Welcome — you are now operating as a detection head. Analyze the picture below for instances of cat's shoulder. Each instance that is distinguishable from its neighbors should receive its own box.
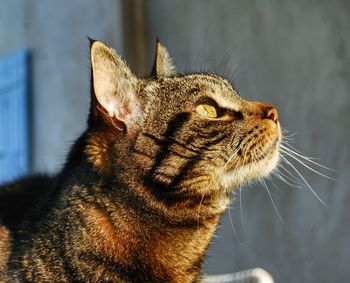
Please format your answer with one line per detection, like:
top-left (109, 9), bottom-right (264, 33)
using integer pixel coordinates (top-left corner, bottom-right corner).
top-left (0, 174), bottom-right (56, 229)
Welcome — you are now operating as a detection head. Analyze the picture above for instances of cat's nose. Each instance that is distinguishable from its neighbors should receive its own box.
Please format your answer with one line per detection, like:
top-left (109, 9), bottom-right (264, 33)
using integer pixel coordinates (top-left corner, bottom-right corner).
top-left (258, 102), bottom-right (278, 123)
top-left (248, 101), bottom-right (279, 123)
top-left (265, 107), bottom-right (278, 123)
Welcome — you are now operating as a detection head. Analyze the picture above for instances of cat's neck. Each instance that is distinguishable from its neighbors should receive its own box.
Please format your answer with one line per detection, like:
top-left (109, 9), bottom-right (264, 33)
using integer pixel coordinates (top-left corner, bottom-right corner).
top-left (58, 131), bottom-right (230, 281)
top-left (82, 177), bottom-right (228, 282)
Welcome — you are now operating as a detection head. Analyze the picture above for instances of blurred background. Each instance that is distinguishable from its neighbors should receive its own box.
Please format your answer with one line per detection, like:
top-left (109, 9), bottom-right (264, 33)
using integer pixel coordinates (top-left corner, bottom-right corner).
top-left (0, 1), bottom-right (349, 282)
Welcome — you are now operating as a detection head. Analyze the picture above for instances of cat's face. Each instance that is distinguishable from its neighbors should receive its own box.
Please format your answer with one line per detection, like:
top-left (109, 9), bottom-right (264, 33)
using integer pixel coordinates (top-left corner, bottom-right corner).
top-left (88, 41), bottom-right (281, 195)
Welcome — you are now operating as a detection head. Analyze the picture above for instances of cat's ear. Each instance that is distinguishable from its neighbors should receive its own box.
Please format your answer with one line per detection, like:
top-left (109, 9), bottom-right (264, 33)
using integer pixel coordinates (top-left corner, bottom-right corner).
top-left (151, 40), bottom-right (177, 77)
top-left (90, 40), bottom-right (141, 131)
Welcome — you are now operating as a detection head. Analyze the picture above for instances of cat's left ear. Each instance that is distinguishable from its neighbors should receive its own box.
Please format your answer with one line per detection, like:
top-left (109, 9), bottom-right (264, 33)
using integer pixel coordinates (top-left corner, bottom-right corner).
top-left (151, 40), bottom-right (177, 77)
top-left (90, 40), bottom-right (141, 132)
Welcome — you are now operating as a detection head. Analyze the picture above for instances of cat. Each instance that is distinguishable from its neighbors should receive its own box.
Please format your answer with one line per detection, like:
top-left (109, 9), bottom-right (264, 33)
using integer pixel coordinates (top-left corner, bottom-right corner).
top-left (0, 39), bottom-right (281, 282)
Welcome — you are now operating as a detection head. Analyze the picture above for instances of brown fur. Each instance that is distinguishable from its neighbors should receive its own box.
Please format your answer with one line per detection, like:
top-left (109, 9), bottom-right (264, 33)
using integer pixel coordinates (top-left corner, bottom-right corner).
top-left (0, 40), bottom-right (281, 282)
top-left (0, 225), bottom-right (10, 279)
top-left (86, 132), bottom-right (115, 173)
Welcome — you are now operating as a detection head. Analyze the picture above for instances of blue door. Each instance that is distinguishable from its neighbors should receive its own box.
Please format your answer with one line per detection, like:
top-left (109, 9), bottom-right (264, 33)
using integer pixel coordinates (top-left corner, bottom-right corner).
top-left (0, 50), bottom-right (29, 184)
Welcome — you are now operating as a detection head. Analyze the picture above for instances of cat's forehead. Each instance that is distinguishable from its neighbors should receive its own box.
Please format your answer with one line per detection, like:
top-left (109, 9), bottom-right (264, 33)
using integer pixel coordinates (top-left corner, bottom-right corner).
top-left (151, 73), bottom-right (242, 108)
top-left (182, 73), bottom-right (233, 89)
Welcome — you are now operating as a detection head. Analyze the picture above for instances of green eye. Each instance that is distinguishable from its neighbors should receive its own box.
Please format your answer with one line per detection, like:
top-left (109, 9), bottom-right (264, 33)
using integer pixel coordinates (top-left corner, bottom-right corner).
top-left (195, 104), bottom-right (217, 118)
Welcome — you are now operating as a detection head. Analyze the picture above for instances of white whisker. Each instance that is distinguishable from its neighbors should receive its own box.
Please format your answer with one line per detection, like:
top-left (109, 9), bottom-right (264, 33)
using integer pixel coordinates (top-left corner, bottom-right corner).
top-left (238, 186), bottom-right (245, 230)
top-left (281, 130), bottom-right (298, 139)
top-left (197, 146), bottom-right (241, 227)
top-left (277, 162), bottom-right (304, 185)
top-left (273, 170), bottom-right (303, 189)
top-left (280, 149), bottom-right (336, 181)
top-left (249, 150), bottom-right (288, 230)
top-left (260, 178), bottom-right (288, 231)
top-left (281, 141), bottom-right (306, 155)
top-left (280, 144), bottom-right (335, 172)
top-left (269, 176), bottom-right (285, 192)
top-left (228, 206), bottom-right (239, 240)
top-left (280, 155), bottom-right (327, 207)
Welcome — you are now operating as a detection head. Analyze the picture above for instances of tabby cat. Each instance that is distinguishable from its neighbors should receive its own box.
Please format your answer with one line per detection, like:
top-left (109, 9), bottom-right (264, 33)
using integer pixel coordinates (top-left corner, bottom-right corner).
top-left (0, 40), bottom-right (280, 282)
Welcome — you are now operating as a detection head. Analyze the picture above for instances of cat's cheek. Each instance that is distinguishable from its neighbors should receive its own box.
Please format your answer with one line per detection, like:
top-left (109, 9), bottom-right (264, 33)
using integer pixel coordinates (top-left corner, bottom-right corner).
top-left (259, 147), bottom-right (280, 177)
top-left (219, 145), bottom-right (280, 190)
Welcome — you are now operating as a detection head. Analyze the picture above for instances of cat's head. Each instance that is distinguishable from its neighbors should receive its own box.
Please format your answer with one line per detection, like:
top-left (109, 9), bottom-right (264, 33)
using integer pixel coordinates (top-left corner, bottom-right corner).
top-left (86, 40), bottom-right (281, 195)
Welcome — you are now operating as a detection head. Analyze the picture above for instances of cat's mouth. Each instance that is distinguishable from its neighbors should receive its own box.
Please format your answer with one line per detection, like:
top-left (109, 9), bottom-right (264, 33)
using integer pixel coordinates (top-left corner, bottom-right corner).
top-left (219, 133), bottom-right (281, 190)
top-left (253, 138), bottom-right (279, 163)
top-left (225, 130), bottom-right (280, 171)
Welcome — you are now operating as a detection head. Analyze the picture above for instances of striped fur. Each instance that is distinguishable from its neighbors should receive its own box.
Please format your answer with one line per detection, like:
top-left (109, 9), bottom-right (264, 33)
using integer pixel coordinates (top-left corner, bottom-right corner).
top-left (0, 40), bottom-right (281, 282)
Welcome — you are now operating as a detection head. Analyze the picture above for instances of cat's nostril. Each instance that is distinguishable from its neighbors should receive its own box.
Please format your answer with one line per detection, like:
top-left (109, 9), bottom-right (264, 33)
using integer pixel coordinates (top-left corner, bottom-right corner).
top-left (266, 107), bottom-right (278, 122)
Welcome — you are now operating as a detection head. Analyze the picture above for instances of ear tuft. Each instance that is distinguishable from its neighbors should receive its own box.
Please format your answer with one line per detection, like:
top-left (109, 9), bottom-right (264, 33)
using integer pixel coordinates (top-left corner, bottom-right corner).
top-left (151, 40), bottom-right (177, 77)
top-left (91, 41), bottom-right (141, 129)
top-left (87, 36), bottom-right (96, 47)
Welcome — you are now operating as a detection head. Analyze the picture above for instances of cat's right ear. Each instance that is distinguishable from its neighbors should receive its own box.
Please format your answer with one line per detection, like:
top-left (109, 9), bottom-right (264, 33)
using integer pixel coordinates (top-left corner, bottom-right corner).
top-left (151, 39), bottom-right (177, 77)
top-left (90, 40), bottom-right (141, 133)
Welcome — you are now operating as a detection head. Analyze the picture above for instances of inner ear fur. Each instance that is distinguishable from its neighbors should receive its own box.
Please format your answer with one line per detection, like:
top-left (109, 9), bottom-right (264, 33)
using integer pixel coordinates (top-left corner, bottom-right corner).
top-left (90, 40), bottom-right (141, 131)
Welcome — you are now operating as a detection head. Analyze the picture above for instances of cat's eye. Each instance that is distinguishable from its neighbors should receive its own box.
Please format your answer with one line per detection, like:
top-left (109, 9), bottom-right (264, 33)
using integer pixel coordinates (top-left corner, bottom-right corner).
top-left (195, 104), bottom-right (217, 118)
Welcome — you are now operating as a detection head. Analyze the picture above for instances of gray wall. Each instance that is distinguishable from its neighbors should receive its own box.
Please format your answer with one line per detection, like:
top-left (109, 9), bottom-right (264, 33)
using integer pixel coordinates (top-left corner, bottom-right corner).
top-left (146, 1), bottom-right (350, 282)
top-left (0, 0), bottom-right (124, 173)
top-left (1, 1), bottom-right (349, 282)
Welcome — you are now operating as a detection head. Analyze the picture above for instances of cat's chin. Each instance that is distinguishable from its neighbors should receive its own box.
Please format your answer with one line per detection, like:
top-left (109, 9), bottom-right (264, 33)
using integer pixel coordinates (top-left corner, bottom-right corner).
top-left (219, 143), bottom-right (280, 191)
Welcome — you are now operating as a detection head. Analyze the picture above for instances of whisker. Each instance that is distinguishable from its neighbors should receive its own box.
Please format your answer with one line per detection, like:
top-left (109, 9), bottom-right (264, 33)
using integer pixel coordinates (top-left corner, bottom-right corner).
top-left (280, 155), bottom-right (327, 207)
top-left (260, 178), bottom-right (288, 231)
top-left (281, 130), bottom-right (298, 139)
top-left (228, 206), bottom-right (240, 240)
top-left (273, 170), bottom-right (303, 189)
top-left (266, 174), bottom-right (282, 193)
top-left (220, 147), bottom-right (241, 173)
top-left (282, 135), bottom-right (296, 141)
top-left (197, 146), bottom-right (241, 227)
top-left (280, 144), bottom-right (335, 172)
top-left (253, 148), bottom-right (288, 229)
top-left (280, 144), bottom-right (319, 163)
top-left (238, 186), bottom-right (245, 230)
top-left (280, 149), bottom-right (336, 180)
top-left (276, 162), bottom-right (304, 185)
top-left (281, 141), bottom-right (306, 155)
top-left (248, 150), bottom-right (288, 230)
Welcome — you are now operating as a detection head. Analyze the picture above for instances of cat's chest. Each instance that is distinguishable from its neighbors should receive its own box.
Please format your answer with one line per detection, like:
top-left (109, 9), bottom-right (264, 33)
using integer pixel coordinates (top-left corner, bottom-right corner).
top-left (84, 203), bottom-right (219, 281)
